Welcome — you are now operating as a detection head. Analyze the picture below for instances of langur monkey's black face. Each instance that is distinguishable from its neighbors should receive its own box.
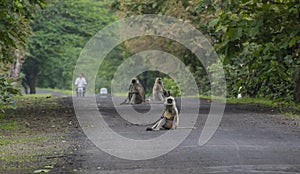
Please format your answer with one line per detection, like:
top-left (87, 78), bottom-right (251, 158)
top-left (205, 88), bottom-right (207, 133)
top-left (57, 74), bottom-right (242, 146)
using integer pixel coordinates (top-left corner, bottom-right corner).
top-left (132, 78), bottom-right (137, 84)
top-left (157, 77), bottom-right (162, 85)
top-left (167, 98), bottom-right (173, 105)
top-left (165, 96), bottom-right (176, 114)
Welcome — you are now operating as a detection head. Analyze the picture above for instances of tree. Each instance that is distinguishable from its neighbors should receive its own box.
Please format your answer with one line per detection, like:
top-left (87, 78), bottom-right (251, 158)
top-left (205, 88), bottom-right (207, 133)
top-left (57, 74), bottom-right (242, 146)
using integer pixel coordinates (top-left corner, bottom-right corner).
top-left (22, 0), bottom-right (117, 93)
top-left (111, 0), bottom-right (300, 102)
top-left (212, 0), bottom-right (300, 100)
top-left (110, 0), bottom-right (213, 95)
top-left (0, 0), bottom-right (45, 107)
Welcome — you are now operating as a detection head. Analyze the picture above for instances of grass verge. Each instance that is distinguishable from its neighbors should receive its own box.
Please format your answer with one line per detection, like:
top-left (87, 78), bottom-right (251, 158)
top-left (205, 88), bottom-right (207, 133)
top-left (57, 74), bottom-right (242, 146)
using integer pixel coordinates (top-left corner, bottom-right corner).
top-left (198, 95), bottom-right (300, 119)
top-left (36, 87), bottom-right (73, 95)
top-left (0, 95), bottom-right (76, 173)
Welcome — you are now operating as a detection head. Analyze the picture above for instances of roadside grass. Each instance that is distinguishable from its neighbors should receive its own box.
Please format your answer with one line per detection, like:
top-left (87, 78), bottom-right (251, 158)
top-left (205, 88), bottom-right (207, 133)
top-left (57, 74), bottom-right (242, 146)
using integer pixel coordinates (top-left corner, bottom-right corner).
top-left (36, 87), bottom-right (73, 95)
top-left (226, 97), bottom-right (277, 107)
top-left (0, 124), bottom-right (60, 172)
top-left (198, 95), bottom-right (300, 119)
top-left (0, 120), bottom-right (24, 131)
top-left (0, 136), bottom-right (48, 146)
top-left (227, 97), bottom-right (300, 115)
top-left (0, 94), bottom-right (75, 173)
top-left (0, 94), bottom-right (57, 111)
top-left (14, 94), bottom-right (58, 109)
top-left (113, 92), bottom-right (128, 97)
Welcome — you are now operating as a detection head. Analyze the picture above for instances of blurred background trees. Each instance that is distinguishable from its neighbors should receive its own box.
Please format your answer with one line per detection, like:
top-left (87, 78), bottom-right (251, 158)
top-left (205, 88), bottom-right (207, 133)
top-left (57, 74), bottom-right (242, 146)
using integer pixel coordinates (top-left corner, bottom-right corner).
top-left (22, 0), bottom-right (117, 94)
top-left (1, 0), bottom-right (299, 106)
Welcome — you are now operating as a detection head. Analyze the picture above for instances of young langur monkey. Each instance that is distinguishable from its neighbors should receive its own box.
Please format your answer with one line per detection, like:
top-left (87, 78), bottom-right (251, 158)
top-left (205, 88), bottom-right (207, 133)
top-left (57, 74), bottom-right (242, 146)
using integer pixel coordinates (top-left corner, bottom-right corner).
top-left (146, 96), bottom-right (179, 131)
top-left (152, 77), bottom-right (170, 101)
top-left (121, 78), bottom-right (145, 104)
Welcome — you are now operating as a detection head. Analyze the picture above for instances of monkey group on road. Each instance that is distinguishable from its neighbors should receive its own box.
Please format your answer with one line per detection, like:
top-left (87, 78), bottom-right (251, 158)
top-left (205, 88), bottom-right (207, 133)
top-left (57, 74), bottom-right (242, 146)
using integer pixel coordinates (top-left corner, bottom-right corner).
top-left (121, 77), bottom-right (179, 131)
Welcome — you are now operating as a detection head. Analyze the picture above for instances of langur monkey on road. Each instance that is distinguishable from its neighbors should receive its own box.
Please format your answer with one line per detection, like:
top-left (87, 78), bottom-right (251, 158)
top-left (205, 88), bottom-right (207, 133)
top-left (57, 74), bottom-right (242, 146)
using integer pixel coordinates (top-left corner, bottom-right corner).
top-left (146, 96), bottom-right (179, 131)
top-left (152, 77), bottom-right (170, 101)
top-left (121, 78), bottom-right (145, 104)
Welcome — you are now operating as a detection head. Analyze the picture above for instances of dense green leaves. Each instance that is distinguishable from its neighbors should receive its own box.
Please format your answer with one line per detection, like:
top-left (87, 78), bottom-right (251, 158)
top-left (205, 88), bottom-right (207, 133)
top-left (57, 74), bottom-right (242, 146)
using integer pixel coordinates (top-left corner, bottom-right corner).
top-left (0, 0), bottom-right (45, 108)
top-left (15, 0), bottom-right (300, 102)
top-left (112, 0), bottom-right (300, 102)
top-left (0, 74), bottom-right (19, 109)
top-left (22, 0), bottom-right (117, 92)
top-left (0, 0), bottom-right (45, 64)
top-left (212, 0), bottom-right (300, 100)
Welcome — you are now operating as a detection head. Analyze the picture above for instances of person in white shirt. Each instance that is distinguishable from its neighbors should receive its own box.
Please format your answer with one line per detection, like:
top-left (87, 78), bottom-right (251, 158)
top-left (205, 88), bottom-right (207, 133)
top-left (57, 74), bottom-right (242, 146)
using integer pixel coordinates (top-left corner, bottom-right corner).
top-left (75, 73), bottom-right (87, 96)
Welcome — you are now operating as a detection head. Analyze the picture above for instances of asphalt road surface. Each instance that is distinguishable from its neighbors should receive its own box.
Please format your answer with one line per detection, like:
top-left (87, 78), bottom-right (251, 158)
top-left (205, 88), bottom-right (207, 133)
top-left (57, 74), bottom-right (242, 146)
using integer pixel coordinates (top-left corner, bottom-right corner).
top-left (65, 95), bottom-right (300, 174)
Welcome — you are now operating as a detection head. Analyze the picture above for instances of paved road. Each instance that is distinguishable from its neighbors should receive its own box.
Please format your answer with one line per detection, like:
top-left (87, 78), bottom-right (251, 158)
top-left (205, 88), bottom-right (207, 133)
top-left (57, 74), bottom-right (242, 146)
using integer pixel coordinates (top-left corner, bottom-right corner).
top-left (61, 95), bottom-right (300, 174)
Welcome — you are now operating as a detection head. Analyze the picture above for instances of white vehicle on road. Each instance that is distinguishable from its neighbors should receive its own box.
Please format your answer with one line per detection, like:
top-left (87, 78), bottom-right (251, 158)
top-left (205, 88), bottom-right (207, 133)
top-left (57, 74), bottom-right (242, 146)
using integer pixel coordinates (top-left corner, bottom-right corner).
top-left (99, 88), bottom-right (108, 98)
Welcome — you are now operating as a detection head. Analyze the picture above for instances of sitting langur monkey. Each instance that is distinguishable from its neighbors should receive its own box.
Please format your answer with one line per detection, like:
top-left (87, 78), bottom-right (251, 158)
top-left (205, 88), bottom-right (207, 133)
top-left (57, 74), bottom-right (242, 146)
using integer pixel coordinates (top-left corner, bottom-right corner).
top-left (152, 77), bottom-right (170, 101)
top-left (121, 78), bottom-right (145, 104)
top-left (146, 96), bottom-right (179, 131)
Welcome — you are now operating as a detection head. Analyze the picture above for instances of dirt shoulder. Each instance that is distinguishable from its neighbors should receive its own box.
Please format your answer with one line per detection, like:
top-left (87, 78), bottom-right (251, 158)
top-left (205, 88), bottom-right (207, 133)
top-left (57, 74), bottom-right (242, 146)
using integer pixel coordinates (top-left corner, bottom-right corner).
top-left (0, 96), bottom-right (81, 174)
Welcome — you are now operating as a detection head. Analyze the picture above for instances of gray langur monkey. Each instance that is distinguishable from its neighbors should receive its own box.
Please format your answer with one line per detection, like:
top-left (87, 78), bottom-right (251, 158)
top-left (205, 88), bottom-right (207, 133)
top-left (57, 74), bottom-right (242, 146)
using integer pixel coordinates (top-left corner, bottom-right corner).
top-left (121, 78), bottom-right (145, 104)
top-left (152, 77), bottom-right (170, 101)
top-left (146, 96), bottom-right (179, 131)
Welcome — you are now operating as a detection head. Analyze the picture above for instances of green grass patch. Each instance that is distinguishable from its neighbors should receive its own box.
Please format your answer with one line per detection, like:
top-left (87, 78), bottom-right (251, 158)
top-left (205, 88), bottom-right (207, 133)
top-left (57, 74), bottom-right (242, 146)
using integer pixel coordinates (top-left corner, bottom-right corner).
top-left (15, 93), bottom-right (53, 99)
top-left (284, 112), bottom-right (300, 121)
top-left (226, 97), bottom-right (277, 107)
top-left (199, 95), bottom-right (291, 108)
top-left (36, 87), bottom-right (73, 95)
top-left (0, 135), bottom-right (52, 171)
top-left (0, 120), bottom-right (23, 131)
top-left (113, 92), bottom-right (128, 97)
top-left (11, 94), bottom-right (58, 109)
top-left (226, 97), bottom-right (300, 113)
top-left (0, 136), bottom-right (49, 147)
top-left (0, 93), bottom-right (59, 111)
top-left (198, 95), bottom-right (300, 118)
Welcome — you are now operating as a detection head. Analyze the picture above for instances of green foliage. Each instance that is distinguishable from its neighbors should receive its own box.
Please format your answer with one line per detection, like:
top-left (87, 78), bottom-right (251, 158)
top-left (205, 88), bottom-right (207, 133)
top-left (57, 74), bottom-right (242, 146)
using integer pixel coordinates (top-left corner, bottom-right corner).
top-left (0, 120), bottom-right (23, 131)
top-left (0, 0), bottom-right (45, 64)
top-left (95, 45), bottom-right (125, 93)
top-left (162, 77), bottom-right (181, 97)
top-left (0, 0), bottom-right (45, 107)
top-left (111, 0), bottom-right (300, 102)
top-left (212, 0), bottom-right (300, 100)
top-left (19, 0), bottom-right (300, 102)
top-left (0, 74), bottom-right (19, 109)
top-left (23, 0), bottom-right (118, 90)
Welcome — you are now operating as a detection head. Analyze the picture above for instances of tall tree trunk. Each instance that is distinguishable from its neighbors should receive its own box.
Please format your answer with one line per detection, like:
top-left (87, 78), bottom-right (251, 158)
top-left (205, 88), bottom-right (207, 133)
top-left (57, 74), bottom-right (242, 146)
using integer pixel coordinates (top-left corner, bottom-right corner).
top-left (294, 67), bottom-right (300, 103)
top-left (9, 49), bottom-right (25, 87)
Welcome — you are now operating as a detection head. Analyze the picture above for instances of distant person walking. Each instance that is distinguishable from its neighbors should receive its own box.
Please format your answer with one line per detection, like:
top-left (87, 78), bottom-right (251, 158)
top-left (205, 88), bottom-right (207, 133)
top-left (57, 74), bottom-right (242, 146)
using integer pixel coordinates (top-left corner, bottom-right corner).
top-left (75, 73), bottom-right (87, 97)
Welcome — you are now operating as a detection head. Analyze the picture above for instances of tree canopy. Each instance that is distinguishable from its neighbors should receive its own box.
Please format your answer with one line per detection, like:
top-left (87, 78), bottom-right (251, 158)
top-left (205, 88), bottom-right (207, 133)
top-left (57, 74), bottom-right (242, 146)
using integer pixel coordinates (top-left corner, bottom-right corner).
top-left (0, 0), bottom-right (45, 108)
top-left (22, 0), bottom-right (117, 93)
top-left (111, 0), bottom-right (300, 101)
top-left (2, 0), bottom-right (299, 105)
top-left (213, 0), bottom-right (300, 100)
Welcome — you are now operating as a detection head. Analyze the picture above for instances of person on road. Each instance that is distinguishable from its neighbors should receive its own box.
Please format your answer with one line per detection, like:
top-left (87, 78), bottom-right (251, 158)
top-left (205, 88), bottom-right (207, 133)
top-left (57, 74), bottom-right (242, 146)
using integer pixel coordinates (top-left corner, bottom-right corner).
top-left (75, 73), bottom-right (87, 96)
